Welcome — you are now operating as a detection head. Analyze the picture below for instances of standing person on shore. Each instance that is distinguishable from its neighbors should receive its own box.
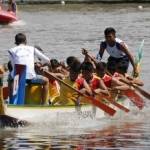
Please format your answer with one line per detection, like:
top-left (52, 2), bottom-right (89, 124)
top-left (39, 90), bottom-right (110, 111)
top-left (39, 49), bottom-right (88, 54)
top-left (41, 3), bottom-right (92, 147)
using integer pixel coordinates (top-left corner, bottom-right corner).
top-left (7, 0), bottom-right (17, 15)
top-left (8, 33), bottom-right (50, 105)
top-left (97, 27), bottom-right (138, 76)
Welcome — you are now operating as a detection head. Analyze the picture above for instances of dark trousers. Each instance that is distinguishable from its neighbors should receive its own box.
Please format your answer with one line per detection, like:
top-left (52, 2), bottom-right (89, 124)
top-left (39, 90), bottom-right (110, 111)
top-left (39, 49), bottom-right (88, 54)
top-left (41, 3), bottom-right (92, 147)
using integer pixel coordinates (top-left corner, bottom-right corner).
top-left (107, 55), bottom-right (129, 74)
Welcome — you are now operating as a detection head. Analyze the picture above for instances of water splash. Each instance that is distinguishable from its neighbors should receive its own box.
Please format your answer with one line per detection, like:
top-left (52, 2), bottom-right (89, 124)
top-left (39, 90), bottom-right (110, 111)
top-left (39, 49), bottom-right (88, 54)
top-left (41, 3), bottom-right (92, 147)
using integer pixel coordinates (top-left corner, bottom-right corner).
top-left (8, 20), bottom-right (26, 27)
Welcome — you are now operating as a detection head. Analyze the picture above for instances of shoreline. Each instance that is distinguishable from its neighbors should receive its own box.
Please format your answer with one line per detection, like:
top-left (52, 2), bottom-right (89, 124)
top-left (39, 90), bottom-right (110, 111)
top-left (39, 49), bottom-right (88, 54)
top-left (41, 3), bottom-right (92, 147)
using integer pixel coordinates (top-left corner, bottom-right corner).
top-left (2, 0), bottom-right (150, 4)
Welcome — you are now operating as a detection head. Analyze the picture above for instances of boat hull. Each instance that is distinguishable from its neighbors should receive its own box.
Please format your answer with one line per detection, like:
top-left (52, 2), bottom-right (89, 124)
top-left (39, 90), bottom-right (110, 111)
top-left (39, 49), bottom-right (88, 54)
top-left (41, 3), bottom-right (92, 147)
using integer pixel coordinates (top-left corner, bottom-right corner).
top-left (5, 98), bottom-right (131, 123)
top-left (0, 10), bottom-right (17, 24)
top-left (6, 104), bottom-right (105, 122)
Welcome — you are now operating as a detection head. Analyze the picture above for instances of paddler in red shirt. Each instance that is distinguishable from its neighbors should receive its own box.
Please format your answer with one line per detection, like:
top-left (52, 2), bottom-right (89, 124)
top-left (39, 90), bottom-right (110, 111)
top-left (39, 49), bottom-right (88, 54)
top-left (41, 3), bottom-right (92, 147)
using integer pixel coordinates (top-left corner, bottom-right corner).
top-left (77, 62), bottom-right (109, 97)
top-left (82, 48), bottom-right (130, 91)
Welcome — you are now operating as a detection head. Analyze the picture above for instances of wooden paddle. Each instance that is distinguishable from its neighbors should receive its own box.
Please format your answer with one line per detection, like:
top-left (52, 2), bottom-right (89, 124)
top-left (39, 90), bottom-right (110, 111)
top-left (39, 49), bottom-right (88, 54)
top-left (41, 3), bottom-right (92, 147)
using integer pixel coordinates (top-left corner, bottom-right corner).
top-left (120, 78), bottom-right (150, 100)
top-left (43, 70), bottom-right (116, 116)
top-left (97, 94), bottom-right (130, 113)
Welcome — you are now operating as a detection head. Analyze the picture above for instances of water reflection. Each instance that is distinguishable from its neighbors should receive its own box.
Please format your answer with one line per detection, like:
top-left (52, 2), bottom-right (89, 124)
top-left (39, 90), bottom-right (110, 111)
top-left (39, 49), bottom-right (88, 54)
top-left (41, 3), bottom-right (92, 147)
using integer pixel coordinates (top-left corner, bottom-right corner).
top-left (0, 119), bottom-right (150, 149)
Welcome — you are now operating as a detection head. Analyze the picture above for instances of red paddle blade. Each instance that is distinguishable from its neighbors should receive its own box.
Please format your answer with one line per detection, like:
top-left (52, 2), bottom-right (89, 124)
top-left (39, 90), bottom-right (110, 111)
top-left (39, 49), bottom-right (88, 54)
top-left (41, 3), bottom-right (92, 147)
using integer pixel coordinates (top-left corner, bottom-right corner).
top-left (85, 95), bottom-right (116, 116)
top-left (109, 100), bottom-right (130, 113)
top-left (123, 90), bottom-right (145, 110)
top-left (100, 95), bottom-right (130, 113)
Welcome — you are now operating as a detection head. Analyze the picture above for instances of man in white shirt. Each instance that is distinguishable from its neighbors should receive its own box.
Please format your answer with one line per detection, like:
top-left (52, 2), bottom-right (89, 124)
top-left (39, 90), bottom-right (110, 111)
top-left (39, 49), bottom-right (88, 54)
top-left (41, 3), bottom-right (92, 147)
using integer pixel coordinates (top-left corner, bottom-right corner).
top-left (8, 33), bottom-right (50, 105)
top-left (97, 27), bottom-right (138, 76)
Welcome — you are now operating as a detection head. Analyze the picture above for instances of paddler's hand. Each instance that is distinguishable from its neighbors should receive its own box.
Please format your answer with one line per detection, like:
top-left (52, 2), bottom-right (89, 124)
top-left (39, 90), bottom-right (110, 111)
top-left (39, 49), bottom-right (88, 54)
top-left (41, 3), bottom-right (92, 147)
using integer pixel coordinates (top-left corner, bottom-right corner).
top-left (79, 88), bottom-right (87, 94)
top-left (110, 87), bottom-right (121, 94)
top-left (81, 48), bottom-right (88, 55)
top-left (133, 68), bottom-right (139, 78)
top-left (0, 65), bottom-right (5, 75)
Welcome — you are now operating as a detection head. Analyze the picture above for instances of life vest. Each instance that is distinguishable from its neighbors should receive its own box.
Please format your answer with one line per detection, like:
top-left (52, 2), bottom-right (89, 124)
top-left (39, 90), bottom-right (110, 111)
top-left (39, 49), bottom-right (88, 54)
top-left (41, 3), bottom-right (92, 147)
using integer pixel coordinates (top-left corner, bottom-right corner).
top-left (102, 74), bottom-right (112, 88)
top-left (76, 74), bottom-right (101, 91)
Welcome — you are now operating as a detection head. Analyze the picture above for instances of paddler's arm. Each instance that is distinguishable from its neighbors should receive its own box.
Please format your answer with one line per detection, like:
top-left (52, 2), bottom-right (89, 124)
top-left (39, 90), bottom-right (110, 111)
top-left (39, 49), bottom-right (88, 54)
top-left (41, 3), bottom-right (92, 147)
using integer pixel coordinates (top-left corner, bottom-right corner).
top-left (82, 49), bottom-right (96, 69)
top-left (120, 75), bottom-right (144, 87)
top-left (51, 72), bottom-right (65, 80)
top-left (34, 48), bottom-right (50, 64)
top-left (111, 76), bottom-right (133, 91)
top-left (98, 42), bottom-right (106, 61)
top-left (94, 79), bottom-right (110, 96)
top-left (119, 43), bottom-right (138, 77)
top-left (129, 78), bottom-right (144, 86)
top-left (79, 80), bottom-right (93, 96)
top-left (0, 65), bottom-right (5, 75)
top-left (82, 48), bottom-right (98, 71)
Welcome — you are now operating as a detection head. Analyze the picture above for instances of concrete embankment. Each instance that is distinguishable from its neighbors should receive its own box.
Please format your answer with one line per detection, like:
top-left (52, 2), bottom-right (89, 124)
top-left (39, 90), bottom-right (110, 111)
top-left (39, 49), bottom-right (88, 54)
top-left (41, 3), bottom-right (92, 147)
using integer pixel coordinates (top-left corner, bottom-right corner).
top-left (3, 0), bottom-right (150, 4)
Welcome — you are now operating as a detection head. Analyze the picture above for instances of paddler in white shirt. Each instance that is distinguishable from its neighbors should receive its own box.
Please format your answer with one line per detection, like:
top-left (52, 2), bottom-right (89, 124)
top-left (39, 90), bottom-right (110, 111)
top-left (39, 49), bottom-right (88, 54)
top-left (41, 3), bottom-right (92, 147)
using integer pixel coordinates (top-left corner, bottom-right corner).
top-left (97, 27), bottom-right (138, 77)
top-left (8, 33), bottom-right (50, 105)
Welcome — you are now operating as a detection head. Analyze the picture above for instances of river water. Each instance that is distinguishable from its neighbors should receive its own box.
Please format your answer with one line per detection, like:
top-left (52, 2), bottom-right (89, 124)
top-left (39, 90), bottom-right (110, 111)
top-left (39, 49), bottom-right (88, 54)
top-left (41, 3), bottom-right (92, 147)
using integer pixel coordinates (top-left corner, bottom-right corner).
top-left (0, 3), bottom-right (150, 149)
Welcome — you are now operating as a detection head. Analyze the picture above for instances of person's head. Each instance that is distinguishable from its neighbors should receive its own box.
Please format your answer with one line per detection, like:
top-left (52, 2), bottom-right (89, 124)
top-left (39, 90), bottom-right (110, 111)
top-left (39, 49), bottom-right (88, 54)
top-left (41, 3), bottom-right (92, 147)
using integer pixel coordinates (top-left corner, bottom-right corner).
top-left (104, 27), bottom-right (116, 45)
top-left (66, 56), bottom-right (80, 68)
top-left (96, 62), bottom-right (107, 78)
top-left (8, 0), bottom-right (14, 4)
top-left (116, 61), bottom-right (128, 74)
top-left (15, 33), bottom-right (27, 45)
top-left (50, 59), bottom-right (60, 69)
top-left (69, 63), bottom-right (81, 81)
top-left (81, 62), bottom-right (94, 81)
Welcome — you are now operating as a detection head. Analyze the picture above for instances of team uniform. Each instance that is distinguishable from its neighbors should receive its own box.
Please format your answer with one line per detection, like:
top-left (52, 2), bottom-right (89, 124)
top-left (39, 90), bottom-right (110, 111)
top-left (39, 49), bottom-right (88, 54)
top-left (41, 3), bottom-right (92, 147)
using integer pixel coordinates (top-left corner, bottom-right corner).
top-left (76, 74), bottom-right (101, 92)
top-left (53, 77), bottom-right (79, 105)
top-left (102, 74), bottom-right (112, 88)
top-left (98, 38), bottom-right (129, 73)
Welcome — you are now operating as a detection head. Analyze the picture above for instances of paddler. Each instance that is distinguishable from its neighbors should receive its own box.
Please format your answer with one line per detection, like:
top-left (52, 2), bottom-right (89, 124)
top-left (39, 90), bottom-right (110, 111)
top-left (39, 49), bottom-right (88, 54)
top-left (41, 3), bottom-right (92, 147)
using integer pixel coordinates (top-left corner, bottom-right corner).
top-left (50, 59), bottom-right (69, 77)
top-left (97, 27), bottom-right (138, 77)
top-left (7, 0), bottom-right (17, 15)
top-left (8, 33), bottom-right (50, 105)
top-left (66, 56), bottom-right (81, 70)
top-left (81, 48), bottom-right (142, 102)
top-left (53, 60), bottom-right (92, 105)
top-left (78, 62), bottom-right (109, 97)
